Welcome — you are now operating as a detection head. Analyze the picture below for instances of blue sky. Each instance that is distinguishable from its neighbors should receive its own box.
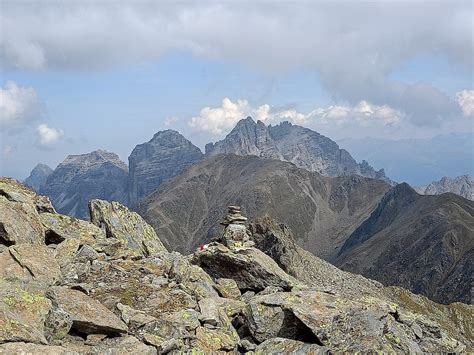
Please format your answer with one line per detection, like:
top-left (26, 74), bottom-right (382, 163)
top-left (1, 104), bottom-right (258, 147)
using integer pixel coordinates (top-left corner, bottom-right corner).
top-left (1, 1), bottom-right (472, 180)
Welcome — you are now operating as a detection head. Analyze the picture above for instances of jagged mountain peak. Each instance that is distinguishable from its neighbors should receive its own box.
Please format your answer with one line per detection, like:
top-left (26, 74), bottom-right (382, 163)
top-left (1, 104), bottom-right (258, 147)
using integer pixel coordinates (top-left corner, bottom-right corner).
top-left (24, 163), bottom-right (53, 191)
top-left (40, 150), bottom-right (129, 219)
top-left (206, 117), bottom-right (389, 182)
top-left (128, 130), bottom-right (204, 206)
top-left (416, 175), bottom-right (473, 201)
top-left (61, 149), bottom-right (128, 170)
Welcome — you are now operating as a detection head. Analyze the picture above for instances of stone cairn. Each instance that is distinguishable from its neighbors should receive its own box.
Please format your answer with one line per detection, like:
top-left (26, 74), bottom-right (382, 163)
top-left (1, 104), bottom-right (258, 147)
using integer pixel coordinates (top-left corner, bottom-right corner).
top-left (220, 205), bottom-right (248, 226)
top-left (220, 205), bottom-right (254, 249)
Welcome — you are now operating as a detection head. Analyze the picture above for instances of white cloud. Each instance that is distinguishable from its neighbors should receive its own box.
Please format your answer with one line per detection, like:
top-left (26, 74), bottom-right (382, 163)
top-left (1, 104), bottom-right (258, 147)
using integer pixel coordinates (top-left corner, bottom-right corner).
top-left (189, 98), bottom-right (405, 136)
top-left (456, 90), bottom-right (474, 117)
top-left (189, 98), bottom-right (253, 135)
top-left (313, 101), bottom-right (405, 127)
top-left (0, 2), bottom-right (470, 123)
top-left (0, 81), bottom-right (44, 130)
top-left (165, 116), bottom-right (179, 127)
top-left (36, 124), bottom-right (63, 146)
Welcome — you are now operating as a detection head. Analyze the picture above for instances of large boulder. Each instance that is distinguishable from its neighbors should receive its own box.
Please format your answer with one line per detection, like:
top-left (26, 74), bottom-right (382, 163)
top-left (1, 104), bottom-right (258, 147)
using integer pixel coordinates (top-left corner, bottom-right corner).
top-left (246, 290), bottom-right (466, 352)
top-left (255, 337), bottom-right (328, 354)
top-left (40, 213), bottom-right (105, 247)
top-left (0, 245), bottom-right (61, 285)
top-left (192, 243), bottom-right (300, 292)
top-left (47, 287), bottom-right (128, 336)
top-left (0, 342), bottom-right (70, 354)
top-left (0, 177), bottom-right (55, 213)
top-left (89, 199), bottom-right (167, 256)
top-left (0, 280), bottom-right (52, 344)
top-left (0, 196), bottom-right (44, 246)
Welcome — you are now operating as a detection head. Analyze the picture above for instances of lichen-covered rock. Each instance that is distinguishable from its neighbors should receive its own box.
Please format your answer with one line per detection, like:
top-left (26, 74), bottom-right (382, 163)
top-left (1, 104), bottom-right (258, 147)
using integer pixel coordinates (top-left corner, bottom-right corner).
top-left (0, 178), bottom-right (472, 354)
top-left (195, 325), bottom-right (240, 352)
top-left (142, 309), bottom-right (200, 348)
top-left (216, 278), bottom-right (241, 299)
top-left (47, 286), bottom-right (128, 335)
top-left (198, 297), bottom-right (245, 327)
top-left (255, 337), bottom-right (328, 354)
top-left (247, 290), bottom-right (467, 353)
top-left (0, 196), bottom-right (44, 246)
top-left (193, 244), bottom-right (300, 292)
top-left (0, 245), bottom-right (61, 285)
top-left (40, 212), bottom-right (106, 247)
top-left (0, 177), bottom-right (55, 213)
top-left (0, 280), bottom-right (52, 344)
top-left (89, 199), bottom-right (167, 256)
top-left (0, 342), bottom-right (70, 354)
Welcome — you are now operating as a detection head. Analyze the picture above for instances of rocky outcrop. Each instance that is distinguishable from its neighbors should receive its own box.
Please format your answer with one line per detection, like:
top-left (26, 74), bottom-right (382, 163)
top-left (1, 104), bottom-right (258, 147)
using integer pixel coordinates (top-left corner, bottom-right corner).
top-left (206, 117), bottom-right (389, 182)
top-left (416, 175), bottom-right (473, 201)
top-left (89, 199), bottom-right (167, 256)
top-left (40, 150), bottom-right (129, 219)
top-left (0, 179), bottom-right (473, 353)
top-left (128, 130), bottom-right (203, 206)
top-left (138, 154), bottom-right (390, 257)
top-left (24, 163), bottom-right (53, 192)
top-left (336, 183), bottom-right (474, 304)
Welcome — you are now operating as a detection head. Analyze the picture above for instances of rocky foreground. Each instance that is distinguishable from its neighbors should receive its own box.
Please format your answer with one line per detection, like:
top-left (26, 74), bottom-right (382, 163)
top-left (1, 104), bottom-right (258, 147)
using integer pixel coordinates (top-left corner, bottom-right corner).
top-left (0, 177), bottom-right (473, 354)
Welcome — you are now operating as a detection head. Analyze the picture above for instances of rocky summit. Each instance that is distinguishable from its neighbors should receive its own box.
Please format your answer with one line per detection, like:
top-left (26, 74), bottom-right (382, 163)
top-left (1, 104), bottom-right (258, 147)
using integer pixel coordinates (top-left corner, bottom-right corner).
top-left (416, 175), bottom-right (473, 201)
top-left (127, 130), bottom-right (204, 207)
top-left (24, 163), bottom-right (53, 192)
top-left (1, 177), bottom-right (472, 353)
top-left (205, 117), bottom-right (389, 183)
top-left (39, 150), bottom-right (129, 220)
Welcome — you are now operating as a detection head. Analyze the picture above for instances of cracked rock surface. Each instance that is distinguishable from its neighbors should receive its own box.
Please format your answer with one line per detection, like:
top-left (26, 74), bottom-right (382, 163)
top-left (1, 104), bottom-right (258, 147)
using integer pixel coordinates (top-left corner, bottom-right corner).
top-left (0, 177), bottom-right (472, 353)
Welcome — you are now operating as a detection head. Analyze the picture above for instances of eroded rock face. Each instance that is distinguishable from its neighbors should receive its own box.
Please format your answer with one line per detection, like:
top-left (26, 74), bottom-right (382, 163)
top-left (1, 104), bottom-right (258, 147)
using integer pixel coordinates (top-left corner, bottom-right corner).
top-left (0, 180), bottom-right (472, 353)
top-left (47, 287), bottom-right (128, 336)
top-left (0, 281), bottom-right (52, 345)
top-left (127, 130), bottom-right (203, 206)
top-left (0, 196), bottom-right (44, 246)
top-left (417, 175), bottom-right (473, 201)
top-left (40, 150), bottom-right (129, 219)
top-left (89, 199), bottom-right (167, 256)
top-left (206, 117), bottom-right (389, 182)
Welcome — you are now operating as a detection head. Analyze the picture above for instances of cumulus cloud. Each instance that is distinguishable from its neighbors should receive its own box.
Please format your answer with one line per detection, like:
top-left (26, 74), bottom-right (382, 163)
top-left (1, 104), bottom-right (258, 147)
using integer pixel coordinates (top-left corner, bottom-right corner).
top-left (0, 80), bottom-right (45, 131)
top-left (1, 1), bottom-right (471, 123)
top-left (456, 90), bottom-right (474, 117)
top-left (189, 97), bottom-right (406, 136)
top-left (36, 124), bottom-right (64, 146)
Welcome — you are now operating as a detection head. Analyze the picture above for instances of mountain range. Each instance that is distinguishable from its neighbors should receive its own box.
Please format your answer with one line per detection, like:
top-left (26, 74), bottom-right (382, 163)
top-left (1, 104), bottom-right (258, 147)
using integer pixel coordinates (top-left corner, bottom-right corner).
top-left (34, 118), bottom-right (387, 218)
top-left (416, 175), bottom-right (473, 201)
top-left (137, 155), bottom-right (474, 304)
top-left (24, 118), bottom-right (474, 305)
top-left (137, 154), bottom-right (389, 259)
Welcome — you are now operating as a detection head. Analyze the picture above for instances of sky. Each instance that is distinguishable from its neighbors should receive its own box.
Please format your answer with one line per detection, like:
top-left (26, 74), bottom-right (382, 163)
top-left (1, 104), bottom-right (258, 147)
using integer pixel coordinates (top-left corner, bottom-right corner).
top-left (0, 0), bottom-right (473, 180)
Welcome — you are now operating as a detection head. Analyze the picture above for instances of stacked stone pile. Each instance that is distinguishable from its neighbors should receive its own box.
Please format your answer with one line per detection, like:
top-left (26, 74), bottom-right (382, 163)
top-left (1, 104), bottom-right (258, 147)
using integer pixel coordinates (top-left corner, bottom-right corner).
top-left (220, 205), bottom-right (248, 226)
top-left (219, 206), bottom-right (254, 249)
